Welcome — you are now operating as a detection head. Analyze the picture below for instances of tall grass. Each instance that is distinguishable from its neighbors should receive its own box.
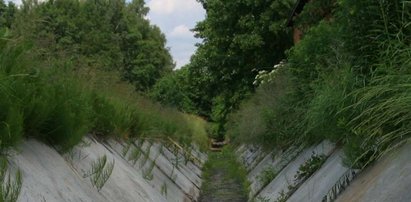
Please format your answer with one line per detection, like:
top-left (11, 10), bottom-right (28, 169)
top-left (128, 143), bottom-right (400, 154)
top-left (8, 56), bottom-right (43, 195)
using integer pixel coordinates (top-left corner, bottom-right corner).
top-left (227, 0), bottom-right (411, 168)
top-left (0, 31), bottom-right (209, 152)
top-left (226, 68), bottom-right (304, 149)
top-left (344, 74), bottom-right (411, 167)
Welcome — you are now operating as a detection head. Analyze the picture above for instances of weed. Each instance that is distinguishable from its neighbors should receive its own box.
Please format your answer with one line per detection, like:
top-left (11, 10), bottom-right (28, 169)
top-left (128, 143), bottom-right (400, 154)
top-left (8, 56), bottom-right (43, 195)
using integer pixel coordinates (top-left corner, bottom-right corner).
top-left (142, 160), bottom-right (155, 181)
top-left (160, 182), bottom-right (167, 197)
top-left (0, 157), bottom-right (22, 202)
top-left (257, 166), bottom-right (278, 188)
top-left (84, 155), bottom-right (115, 192)
top-left (128, 147), bottom-right (142, 166)
top-left (295, 153), bottom-right (327, 181)
top-left (274, 189), bottom-right (288, 202)
top-left (121, 142), bottom-right (132, 158)
top-left (139, 143), bottom-right (152, 168)
top-left (271, 153), bottom-right (326, 202)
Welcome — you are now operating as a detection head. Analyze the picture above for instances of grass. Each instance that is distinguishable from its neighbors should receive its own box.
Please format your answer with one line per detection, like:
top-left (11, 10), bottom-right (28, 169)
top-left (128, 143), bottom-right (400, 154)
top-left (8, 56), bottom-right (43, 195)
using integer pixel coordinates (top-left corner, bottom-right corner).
top-left (184, 115), bottom-right (209, 151)
top-left (343, 73), bottom-right (411, 168)
top-left (84, 155), bottom-right (115, 192)
top-left (0, 157), bottom-right (22, 202)
top-left (0, 28), bottom-right (209, 200)
top-left (226, 68), bottom-right (303, 149)
top-left (294, 153), bottom-right (326, 181)
top-left (0, 32), bottom-right (209, 153)
top-left (199, 147), bottom-right (249, 202)
top-left (257, 166), bottom-right (278, 189)
top-left (226, 0), bottom-right (411, 170)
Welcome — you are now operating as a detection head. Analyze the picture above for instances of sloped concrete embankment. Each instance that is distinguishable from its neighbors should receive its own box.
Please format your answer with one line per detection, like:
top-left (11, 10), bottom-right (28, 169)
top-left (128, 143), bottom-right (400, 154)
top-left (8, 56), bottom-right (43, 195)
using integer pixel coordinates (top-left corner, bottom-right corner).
top-left (237, 140), bottom-right (411, 202)
top-left (8, 136), bottom-right (207, 202)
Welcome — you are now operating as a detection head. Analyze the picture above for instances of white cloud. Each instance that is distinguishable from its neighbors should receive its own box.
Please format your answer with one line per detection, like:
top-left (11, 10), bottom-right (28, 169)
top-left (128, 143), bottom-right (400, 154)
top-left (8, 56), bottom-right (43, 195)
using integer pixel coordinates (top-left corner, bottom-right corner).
top-left (171, 43), bottom-right (197, 68)
top-left (9, 0), bottom-right (47, 6)
top-left (9, 0), bottom-right (22, 5)
top-left (170, 25), bottom-right (193, 38)
top-left (147, 0), bottom-right (203, 15)
top-left (146, 0), bottom-right (205, 69)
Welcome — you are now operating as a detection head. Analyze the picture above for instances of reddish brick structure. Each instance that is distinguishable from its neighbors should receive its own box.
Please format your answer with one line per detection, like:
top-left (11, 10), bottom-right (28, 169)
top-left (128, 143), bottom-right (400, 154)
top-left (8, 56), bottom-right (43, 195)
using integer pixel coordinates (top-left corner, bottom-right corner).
top-left (287, 0), bottom-right (310, 44)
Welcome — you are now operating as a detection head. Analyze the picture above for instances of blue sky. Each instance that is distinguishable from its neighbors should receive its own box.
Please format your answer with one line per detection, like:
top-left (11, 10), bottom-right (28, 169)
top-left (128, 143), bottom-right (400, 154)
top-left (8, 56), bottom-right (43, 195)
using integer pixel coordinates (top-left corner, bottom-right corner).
top-left (9, 0), bottom-right (206, 69)
top-left (146, 0), bottom-right (205, 69)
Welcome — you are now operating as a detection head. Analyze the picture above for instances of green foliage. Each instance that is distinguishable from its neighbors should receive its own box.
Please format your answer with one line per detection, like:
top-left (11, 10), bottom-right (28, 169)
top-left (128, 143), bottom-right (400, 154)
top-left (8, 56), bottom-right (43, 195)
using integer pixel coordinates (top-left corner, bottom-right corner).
top-left (128, 145), bottom-right (142, 165)
top-left (303, 64), bottom-right (360, 144)
top-left (36, 78), bottom-right (94, 151)
top-left (14, 0), bottom-right (173, 92)
top-left (0, 18), bottom-right (208, 152)
top-left (271, 153), bottom-right (326, 202)
top-left (0, 1), bottom-right (16, 29)
top-left (228, 0), bottom-right (411, 169)
top-left (150, 67), bottom-right (196, 113)
top-left (84, 155), bottom-right (115, 192)
top-left (226, 68), bottom-right (304, 148)
top-left (165, 0), bottom-right (296, 139)
top-left (91, 94), bottom-right (119, 136)
top-left (295, 153), bottom-right (326, 181)
top-left (344, 73), bottom-right (411, 168)
top-left (257, 166), bottom-right (278, 188)
top-left (274, 190), bottom-right (288, 202)
top-left (0, 157), bottom-right (22, 202)
top-left (294, 0), bottom-right (336, 30)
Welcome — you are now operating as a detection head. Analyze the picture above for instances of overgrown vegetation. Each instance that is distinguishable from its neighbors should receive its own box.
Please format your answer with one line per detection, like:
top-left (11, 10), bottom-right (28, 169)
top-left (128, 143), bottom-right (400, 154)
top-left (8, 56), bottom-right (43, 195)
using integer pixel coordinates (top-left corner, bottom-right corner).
top-left (224, 0), bottom-right (411, 169)
top-left (0, 0), bottom-right (212, 200)
top-left (0, 0), bottom-right (209, 155)
top-left (150, 0), bottom-right (296, 139)
top-left (199, 147), bottom-right (249, 202)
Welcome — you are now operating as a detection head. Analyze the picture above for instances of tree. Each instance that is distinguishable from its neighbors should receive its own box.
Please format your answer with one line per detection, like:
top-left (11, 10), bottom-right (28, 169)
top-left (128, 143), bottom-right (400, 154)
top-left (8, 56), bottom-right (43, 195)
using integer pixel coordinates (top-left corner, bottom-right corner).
top-left (186, 0), bottom-right (295, 138)
top-left (119, 0), bottom-right (174, 91)
top-left (0, 0), bottom-right (17, 29)
top-left (12, 0), bottom-right (173, 92)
